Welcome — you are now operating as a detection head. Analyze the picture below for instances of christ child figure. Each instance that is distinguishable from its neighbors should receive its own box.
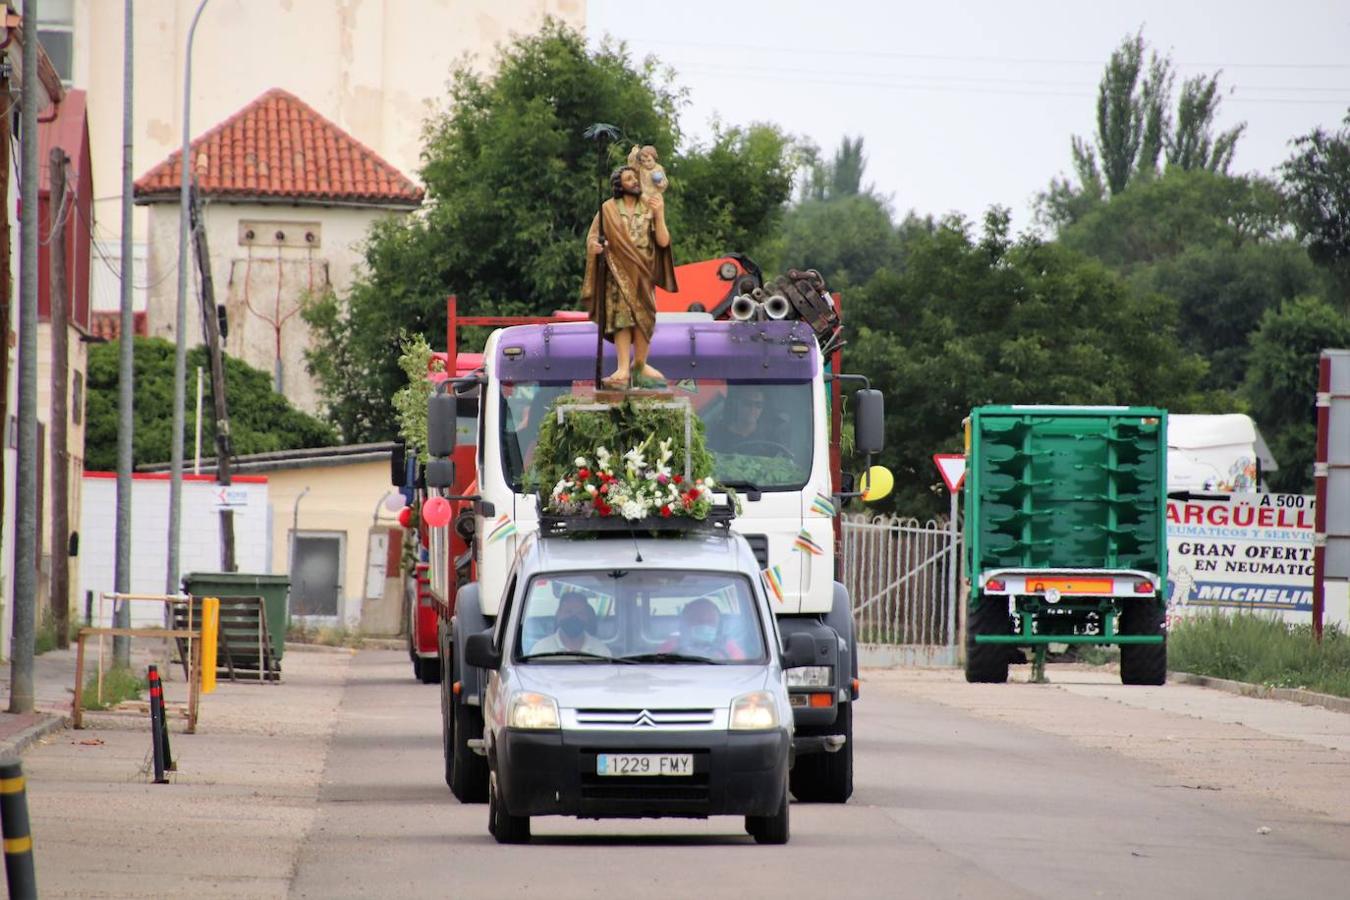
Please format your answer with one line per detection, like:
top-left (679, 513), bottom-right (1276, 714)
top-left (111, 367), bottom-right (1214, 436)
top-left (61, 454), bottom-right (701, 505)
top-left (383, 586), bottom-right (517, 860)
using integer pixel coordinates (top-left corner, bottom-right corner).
top-left (628, 144), bottom-right (668, 199)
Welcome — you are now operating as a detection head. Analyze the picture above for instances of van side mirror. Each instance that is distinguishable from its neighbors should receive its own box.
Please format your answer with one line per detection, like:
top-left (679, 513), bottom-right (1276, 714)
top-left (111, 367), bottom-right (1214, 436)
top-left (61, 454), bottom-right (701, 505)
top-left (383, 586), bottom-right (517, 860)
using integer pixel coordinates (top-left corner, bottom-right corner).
top-left (855, 389), bottom-right (885, 455)
top-left (426, 459), bottom-right (455, 489)
top-left (464, 631), bottom-right (501, 670)
top-left (782, 633), bottom-right (816, 669)
top-left (390, 442), bottom-right (407, 487)
top-left (428, 392), bottom-right (456, 457)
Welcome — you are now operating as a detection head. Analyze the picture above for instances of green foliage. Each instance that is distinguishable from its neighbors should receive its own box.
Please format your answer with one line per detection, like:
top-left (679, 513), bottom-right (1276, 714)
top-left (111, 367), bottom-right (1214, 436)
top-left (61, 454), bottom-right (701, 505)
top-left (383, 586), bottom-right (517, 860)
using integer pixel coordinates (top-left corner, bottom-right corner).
top-left (305, 21), bottom-right (801, 442)
top-left (775, 195), bottom-right (901, 289)
top-left (84, 338), bottom-right (337, 470)
top-left (390, 332), bottom-right (442, 460)
top-left (1281, 110), bottom-right (1350, 303)
top-left (800, 135), bottom-right (872, 202)
top-left (81, 667), bottom-right (146, 711)
top-left (1169, 613), bottom-right (1350, 698)
top-left (1040, 32), bottom-right (1244, 229)
top-left (528, 395), bottom-right (714, 497)
top-left (1244, 296), bottom-right (1350, 492)
top-left (846, 209), bottom-right (1208, 515)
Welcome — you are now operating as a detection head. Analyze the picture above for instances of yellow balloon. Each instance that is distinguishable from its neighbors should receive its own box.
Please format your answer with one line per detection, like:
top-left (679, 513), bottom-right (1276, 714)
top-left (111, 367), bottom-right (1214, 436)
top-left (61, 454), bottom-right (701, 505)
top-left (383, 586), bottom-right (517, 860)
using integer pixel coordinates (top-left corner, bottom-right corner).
top-left (861, 465), bottom-right (894, 503)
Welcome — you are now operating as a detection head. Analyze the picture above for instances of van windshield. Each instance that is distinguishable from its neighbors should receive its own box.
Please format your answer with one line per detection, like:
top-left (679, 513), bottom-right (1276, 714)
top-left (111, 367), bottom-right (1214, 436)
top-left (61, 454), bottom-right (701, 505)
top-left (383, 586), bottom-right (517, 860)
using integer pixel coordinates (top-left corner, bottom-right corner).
top-left (515, 569), bottom-right (767, 664)
top-left (500, 380), bottom-right (813, 492)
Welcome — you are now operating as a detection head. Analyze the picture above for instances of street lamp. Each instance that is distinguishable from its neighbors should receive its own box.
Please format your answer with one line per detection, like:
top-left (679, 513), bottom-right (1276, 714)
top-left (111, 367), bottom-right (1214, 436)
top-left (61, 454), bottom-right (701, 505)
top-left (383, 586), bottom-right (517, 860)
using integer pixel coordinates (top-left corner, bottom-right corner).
top-left (167, 0), bottom-right (211, 595)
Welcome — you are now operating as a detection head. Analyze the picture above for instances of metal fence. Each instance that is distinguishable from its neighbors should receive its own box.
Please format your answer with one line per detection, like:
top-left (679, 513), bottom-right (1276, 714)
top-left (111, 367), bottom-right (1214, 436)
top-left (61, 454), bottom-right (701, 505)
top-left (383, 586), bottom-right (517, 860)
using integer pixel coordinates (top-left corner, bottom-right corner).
top-left (842, 514), bottom-right (961, 666)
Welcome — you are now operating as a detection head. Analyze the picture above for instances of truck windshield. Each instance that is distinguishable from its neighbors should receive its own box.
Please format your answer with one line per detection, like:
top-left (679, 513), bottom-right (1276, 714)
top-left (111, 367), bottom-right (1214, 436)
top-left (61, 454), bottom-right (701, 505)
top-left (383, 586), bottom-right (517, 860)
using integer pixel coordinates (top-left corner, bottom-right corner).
top-left (515, 569), bottom-right (767, 663)
top-left (500, 381), bottom-right (813, 491)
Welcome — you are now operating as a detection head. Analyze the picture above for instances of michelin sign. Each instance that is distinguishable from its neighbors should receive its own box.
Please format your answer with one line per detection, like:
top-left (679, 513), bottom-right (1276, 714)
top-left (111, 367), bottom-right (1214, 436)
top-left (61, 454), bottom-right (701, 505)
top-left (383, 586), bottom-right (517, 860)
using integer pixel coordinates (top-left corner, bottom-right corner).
top-left (1167, 492), bottom-right (1318, 622)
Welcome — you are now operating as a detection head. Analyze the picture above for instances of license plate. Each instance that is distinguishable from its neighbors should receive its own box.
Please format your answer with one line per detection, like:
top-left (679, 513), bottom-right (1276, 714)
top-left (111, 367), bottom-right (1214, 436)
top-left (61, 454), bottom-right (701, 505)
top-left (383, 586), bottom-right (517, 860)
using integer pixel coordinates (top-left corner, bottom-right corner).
top-left (1027, 577), bottom-right (1112, 594)
top-left (596, 753), bottom-right (693, 776)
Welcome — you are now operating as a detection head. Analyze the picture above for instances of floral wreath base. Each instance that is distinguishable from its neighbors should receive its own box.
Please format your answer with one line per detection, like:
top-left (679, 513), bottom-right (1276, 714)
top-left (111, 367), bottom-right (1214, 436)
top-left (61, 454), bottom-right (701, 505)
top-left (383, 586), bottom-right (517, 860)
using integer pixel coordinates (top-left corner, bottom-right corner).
top-left (546, 437), bottom-right (720, 523)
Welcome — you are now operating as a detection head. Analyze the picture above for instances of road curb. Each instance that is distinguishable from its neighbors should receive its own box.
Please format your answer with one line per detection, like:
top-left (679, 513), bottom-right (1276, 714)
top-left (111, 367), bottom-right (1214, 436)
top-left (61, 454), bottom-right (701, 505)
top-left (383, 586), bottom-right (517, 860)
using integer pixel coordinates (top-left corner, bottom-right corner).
top-left (1170, 671), bottom-right (1350, 715)
top-left (283, 642), bottom-right (357, 655)
top-left (0, 713), bottom-right (71, 761)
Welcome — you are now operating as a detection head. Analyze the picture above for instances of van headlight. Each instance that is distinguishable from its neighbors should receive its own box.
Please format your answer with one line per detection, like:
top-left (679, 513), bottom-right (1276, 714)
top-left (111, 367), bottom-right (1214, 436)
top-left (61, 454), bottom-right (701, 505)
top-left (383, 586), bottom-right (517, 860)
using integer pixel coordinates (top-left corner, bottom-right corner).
top-left (729, 691), bottom-right (779, 731)
top-left (508, 692), bottom-right (560, 730)
top-left (785, 666), bottom-right (832, 688)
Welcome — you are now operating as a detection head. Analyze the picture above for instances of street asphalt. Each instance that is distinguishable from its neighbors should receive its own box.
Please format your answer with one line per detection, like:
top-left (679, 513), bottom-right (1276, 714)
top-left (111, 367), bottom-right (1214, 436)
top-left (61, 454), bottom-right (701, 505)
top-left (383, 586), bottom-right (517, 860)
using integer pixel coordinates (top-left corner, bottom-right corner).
top-left (13, 648), bottom-right (1350, 898)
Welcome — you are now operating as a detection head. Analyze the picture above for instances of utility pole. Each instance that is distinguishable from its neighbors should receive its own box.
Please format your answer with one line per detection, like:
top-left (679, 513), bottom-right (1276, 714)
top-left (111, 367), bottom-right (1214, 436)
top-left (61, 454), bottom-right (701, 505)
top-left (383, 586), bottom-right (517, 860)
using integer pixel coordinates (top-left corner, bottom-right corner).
top-left (10, 0), bottom-right (41, 714)
top-left (0, 49), bottom-right (12, 576)
top-left (168, 0), bottom-right (211, 596)
top-left (189, 182), bottom-right (235, 570)
top-left (114, 0), bottom-right (135, 666)
top-left (49, 148), bottom-right (71, 649)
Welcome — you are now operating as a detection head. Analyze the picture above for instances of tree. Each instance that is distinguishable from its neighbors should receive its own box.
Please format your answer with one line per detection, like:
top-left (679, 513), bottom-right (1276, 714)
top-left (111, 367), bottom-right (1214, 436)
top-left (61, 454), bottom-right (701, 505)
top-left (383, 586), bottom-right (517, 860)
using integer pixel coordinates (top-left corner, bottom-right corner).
top-left (845, 209), bottom-right (1210, 515)
top-left (1245, 296), bottom-right (1350, 493)
top-left (305, 21), bottom-right (801, 442)
top-left (774, 195), bottom-right (901, 289)
top-left (800, 135), bottom-right (872, 202)
top-left (1039, 32), bottom-right (1244, 230)
top-left (84, 338), bottom-right (337, 470)
top-left (1281, 110), bottom-right (1350, 304)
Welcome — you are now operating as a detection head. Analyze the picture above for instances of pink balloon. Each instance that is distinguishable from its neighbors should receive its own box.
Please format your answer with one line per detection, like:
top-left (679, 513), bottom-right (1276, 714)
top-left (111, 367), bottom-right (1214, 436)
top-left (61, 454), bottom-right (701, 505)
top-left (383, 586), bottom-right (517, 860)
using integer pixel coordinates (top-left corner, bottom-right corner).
top-left (422, 496), bottom-right (452, 528)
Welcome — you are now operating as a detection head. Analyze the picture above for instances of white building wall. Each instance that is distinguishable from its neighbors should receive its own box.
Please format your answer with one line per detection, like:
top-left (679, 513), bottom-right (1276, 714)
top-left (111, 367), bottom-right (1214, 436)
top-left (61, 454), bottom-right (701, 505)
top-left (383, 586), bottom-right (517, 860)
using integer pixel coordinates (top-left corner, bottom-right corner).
top-left (70, 0), bottom-right (587, 310)
top-left (77, 473), bottom-right (269, 628)
top-left (142, 201), bottom-right (391, 414)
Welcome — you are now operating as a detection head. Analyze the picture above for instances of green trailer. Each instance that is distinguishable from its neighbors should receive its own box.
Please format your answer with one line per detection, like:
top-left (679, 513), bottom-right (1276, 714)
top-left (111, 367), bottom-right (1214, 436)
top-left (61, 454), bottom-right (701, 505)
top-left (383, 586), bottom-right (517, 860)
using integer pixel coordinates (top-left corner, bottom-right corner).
top-left (963, 405), bottom-right (1168, 685)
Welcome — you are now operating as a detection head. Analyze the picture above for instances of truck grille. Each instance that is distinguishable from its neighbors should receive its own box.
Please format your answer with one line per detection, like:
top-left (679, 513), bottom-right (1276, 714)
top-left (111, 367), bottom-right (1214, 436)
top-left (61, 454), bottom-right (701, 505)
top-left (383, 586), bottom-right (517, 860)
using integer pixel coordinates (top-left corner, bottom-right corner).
top-left (574, 708), bottom-right (716, 729)
top-left (742, 534), bottom-right (769, 568)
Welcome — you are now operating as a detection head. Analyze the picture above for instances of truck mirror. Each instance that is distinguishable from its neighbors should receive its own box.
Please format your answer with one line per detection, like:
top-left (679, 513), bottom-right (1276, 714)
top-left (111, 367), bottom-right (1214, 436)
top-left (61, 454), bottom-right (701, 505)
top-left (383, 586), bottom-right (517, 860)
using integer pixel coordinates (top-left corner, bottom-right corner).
top-left (464, 631), bottom-right (501, 670)
top-left (428, 392), bottom-right (456, 457)
top-left (855, 389), bottom-right (885, 455)
top-left (426, 458), bottom-right (455, 489)
top-left (390, 442), bottom-right (407, 487)
top-left (782, 633), bottom-right (816, 669)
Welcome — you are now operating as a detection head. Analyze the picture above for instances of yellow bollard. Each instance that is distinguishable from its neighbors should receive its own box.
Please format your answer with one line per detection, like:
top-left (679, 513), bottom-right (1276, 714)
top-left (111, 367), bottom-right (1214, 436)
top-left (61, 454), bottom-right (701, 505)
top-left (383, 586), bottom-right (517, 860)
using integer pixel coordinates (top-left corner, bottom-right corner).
top-left (201, 597), bottom-right (220, 695)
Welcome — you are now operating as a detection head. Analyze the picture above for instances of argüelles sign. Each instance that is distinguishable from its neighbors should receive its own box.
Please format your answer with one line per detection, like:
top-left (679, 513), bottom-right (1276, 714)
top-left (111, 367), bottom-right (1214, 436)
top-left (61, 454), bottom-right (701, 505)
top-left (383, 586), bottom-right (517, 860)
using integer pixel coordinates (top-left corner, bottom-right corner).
top-left (1166, 492), bottom-right (1315, 621)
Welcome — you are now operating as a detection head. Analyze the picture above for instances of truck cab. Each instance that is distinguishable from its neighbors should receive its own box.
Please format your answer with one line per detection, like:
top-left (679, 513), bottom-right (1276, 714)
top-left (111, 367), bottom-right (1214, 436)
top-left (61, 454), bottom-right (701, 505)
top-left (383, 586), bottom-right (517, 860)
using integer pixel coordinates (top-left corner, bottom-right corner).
top-left (464, 524), bottom-right (809, 843)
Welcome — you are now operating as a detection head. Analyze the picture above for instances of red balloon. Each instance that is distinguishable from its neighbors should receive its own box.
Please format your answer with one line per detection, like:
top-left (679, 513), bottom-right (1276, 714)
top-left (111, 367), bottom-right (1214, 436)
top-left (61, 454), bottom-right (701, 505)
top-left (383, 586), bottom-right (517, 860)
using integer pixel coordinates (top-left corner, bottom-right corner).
top-left (423, 496), bottom-right (452, 528)
top-left (397, 506), bottom-right (413, 529)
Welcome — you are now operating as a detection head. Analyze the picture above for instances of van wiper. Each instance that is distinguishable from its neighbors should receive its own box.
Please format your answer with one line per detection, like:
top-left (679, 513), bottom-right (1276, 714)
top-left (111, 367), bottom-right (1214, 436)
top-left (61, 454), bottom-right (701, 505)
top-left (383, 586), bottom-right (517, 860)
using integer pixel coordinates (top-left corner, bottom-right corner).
top-left (522, 651), bottom-right (634, 663)
top-left (620, 652), bottom-right (718, 664)
top-left (718, 479), bottom-right (763, 494)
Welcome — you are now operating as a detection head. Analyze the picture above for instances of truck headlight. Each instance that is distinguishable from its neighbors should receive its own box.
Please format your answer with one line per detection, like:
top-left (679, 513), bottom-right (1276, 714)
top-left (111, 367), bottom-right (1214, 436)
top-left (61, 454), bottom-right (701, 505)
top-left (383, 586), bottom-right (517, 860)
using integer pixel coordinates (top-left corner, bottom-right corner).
top-left (785, 666), bottom-right (833, 688)
top-left (729, 691), bottom-right (779, 731)
top-left (508, 692), bottom-right (560, 730)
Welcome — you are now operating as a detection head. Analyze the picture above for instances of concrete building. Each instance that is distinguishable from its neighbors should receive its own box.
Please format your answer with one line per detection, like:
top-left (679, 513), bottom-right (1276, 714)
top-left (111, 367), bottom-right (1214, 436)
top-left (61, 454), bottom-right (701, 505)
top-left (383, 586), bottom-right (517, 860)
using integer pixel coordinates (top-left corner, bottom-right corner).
top-left (47, 0), bottom-right (587, 315)
top-left (134, 88), bottom-right (423, 412)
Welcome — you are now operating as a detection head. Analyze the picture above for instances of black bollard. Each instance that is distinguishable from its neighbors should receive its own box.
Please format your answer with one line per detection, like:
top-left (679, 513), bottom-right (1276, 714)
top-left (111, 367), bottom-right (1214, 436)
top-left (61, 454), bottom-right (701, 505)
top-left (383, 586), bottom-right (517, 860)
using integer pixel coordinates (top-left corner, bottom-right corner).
top-left (0, 760), bottom-right (37, 899)
top-left (147, 665), bottom-right (169, 784)
top-left (156, 669), bottom-right (175, 772)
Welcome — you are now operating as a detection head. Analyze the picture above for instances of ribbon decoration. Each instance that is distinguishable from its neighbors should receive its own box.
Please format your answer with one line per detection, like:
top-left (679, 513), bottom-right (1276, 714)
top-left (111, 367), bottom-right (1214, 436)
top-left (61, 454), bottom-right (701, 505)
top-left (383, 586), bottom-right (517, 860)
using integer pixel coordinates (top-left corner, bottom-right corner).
top-left (762, 565), bottom-right (785, 604)
top-left (487, 515), bottom-right (517, 545)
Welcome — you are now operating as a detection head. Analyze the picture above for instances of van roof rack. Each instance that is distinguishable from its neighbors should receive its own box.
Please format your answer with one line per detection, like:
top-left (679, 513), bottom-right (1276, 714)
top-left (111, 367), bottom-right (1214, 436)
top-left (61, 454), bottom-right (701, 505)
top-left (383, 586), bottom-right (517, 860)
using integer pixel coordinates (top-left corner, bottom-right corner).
top-left (539, 497), bottom-right (735, 538)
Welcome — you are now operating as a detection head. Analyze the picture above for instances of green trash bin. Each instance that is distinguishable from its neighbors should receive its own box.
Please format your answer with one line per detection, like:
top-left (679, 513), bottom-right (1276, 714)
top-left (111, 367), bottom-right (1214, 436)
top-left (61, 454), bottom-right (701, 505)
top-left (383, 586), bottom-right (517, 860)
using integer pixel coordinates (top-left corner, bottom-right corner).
top-left (183, 572), bottom-right (291, 665)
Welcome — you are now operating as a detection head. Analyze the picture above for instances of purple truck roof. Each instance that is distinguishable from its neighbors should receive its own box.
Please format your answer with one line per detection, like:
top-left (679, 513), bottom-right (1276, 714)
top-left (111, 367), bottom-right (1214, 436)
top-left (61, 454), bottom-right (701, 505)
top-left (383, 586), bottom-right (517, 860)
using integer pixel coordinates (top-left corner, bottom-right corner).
top-left (494, 319), bottom-right (820, 382)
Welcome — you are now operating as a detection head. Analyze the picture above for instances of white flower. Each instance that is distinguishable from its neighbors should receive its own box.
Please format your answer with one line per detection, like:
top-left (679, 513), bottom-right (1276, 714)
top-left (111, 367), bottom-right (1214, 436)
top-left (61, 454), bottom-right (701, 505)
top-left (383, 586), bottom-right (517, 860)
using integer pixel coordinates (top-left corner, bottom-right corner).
top-left (621, 500), bottom-right (646, 520)
top-left (585, 484), bottom-right (598, 496)
top-left (596, 446), bottom-right (612, 467)
top-left (575, 456), bottom-right (589, 468)
top-left (623, 446), bottom-right (647, 474)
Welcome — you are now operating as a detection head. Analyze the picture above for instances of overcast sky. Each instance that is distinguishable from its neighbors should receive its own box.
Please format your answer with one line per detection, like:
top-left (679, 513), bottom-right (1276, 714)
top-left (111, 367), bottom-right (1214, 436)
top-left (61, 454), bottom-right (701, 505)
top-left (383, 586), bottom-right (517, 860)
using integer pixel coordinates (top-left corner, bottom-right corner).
top-left (587, 0), bottom-right (1350, 234)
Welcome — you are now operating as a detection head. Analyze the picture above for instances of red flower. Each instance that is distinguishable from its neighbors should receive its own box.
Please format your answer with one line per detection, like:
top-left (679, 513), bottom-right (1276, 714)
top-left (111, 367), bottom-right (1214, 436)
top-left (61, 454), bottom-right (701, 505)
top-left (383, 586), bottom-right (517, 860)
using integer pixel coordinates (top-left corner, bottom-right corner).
top-left (560, 493), bottom-right (570, 503)
top-left (660, 505), bottom-right (672, 518)
top-left (686, 488), bottom-right (700, 500)
top-left (596, 501), bottom-right (612, 517)
top-left (577, 468), bottom-right (591, 480)
top-left (673, 475), bottom-right (684, 485)
top-left (600, 483), bottom-right (610, 494)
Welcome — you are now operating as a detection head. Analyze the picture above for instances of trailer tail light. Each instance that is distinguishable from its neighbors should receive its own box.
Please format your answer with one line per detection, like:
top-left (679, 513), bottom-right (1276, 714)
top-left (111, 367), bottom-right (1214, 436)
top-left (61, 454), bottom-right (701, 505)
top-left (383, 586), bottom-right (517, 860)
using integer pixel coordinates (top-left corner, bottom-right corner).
top-left (1134, 581), bottom-right (1155, 594)
top-left (985, 579), bottom-right (1006, 593)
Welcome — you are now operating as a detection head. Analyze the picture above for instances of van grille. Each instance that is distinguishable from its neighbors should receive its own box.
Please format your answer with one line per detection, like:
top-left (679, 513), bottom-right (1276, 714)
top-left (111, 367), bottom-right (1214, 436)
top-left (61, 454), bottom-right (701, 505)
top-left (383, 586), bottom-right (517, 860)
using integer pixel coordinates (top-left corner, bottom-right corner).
top-left (574, 708), bottom-right (716, 729)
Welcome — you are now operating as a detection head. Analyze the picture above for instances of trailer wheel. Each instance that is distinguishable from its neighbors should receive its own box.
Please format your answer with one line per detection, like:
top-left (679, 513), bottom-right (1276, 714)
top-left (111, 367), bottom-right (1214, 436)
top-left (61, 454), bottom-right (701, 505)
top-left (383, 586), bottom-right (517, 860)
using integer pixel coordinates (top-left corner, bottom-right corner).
top-left (746, 775), bottom-right (790, 845)
top-left (449, 649), bottom-right (489, 803)
top-left (489, 771), bottom-right (530, 844)
top-left (440, 630), bottom-right (454, 789)
top-left (1119, 601), bottom-right (1167, 686)
top-left (789, 702), bottom-right (853, 803)
top-left (964, 597), bottom-right (1012, 684)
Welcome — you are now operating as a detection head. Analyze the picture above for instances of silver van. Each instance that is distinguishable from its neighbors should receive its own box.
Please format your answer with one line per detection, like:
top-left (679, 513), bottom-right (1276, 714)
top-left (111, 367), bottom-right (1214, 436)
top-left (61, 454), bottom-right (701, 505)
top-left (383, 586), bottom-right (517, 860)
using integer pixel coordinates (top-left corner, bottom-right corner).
top-left (465, 529), bottom-right (815, 844)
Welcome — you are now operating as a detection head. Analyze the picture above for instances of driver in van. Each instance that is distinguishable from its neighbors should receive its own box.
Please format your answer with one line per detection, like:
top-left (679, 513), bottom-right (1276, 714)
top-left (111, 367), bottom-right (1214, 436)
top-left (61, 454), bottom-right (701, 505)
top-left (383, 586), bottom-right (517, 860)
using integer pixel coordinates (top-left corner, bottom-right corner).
top-left (529, 592), bottom-right (610, 656)
top-left (704, 386), bottom-right (784, 455)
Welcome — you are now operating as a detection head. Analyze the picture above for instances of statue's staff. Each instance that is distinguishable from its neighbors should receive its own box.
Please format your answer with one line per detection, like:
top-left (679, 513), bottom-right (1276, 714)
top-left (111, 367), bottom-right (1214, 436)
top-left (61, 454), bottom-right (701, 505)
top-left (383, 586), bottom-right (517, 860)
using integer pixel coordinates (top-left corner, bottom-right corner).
top-left (583, 123), bottom-right (621, 389)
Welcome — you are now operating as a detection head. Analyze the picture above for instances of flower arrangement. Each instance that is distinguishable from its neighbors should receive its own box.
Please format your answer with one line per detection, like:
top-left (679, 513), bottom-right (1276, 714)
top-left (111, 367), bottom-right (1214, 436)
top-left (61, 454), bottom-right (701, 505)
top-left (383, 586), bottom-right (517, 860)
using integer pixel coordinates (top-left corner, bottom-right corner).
top-left (548, 436), bottom-right (718, 520)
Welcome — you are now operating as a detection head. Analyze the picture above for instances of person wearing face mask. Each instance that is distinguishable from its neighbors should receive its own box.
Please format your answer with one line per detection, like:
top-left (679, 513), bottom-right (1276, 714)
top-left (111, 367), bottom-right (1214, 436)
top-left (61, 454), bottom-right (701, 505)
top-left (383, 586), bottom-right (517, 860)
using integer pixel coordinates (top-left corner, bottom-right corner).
top-left (659, 598), bottom-right (745, 660)
top-left (529, 592), bottom-right (611, 656)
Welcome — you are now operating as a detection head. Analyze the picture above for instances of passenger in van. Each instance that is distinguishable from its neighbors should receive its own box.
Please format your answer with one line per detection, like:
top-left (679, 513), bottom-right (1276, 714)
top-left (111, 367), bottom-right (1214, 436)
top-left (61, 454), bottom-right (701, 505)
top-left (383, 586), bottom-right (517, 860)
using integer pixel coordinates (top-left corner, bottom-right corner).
top-left (659, 598), bottom-right (745, 660)
top-left (529, 592), bottom-right (611, 656)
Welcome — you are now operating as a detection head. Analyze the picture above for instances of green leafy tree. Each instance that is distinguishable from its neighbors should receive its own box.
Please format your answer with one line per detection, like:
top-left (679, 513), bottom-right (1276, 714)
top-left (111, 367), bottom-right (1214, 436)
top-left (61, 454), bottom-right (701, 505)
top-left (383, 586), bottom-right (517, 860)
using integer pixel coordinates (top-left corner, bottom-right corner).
top-left (801, 135), bottom-right (871, 202)
top-left (775, 195), bottom-right (901, 289)
top-left (84, 338), bottom-right (337, 470)
top-left (1245, 296), bottom-right (1350, 492)
top-left (306, 21), bottom-right (800, 442)
top-left (1281, 110), bottom-right (1350, 304)
top-left (1039, 32), bottom-right (1244, 230)
top-left (845, 209), bottom-right (1209, 515)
